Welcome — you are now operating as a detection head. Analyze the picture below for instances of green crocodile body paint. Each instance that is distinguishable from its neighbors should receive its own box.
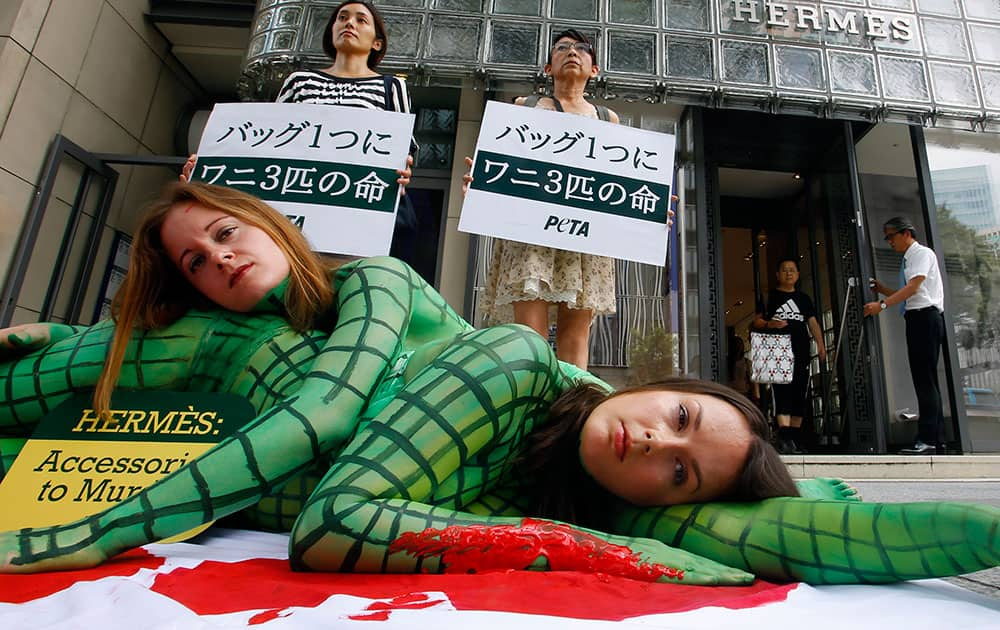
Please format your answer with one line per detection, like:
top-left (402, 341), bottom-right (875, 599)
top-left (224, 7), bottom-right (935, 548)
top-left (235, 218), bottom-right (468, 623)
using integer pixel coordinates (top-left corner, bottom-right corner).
top-left (1, 256), bottom-right (998, 584)
top-left (615, 498), bottom-right (1000, 584)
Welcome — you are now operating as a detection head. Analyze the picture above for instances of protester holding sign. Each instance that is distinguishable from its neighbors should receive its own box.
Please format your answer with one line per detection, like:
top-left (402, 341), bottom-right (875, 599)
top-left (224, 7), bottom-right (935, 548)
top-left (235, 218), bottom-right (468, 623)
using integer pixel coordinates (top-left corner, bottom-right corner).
top-left (182, 0), bottom-right (417, 260)
top-left (477, 30), bottom-right (620, 371)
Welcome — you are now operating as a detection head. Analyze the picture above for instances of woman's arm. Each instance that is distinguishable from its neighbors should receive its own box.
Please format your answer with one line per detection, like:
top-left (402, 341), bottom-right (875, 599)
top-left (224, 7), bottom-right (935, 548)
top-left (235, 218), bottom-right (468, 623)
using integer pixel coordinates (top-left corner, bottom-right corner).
top-left (0, 323), bottom-right (86, 359)
top-left (288, 324), bottom-right (748, 585)
top-left (613, 498), bottom-right (1000, 584)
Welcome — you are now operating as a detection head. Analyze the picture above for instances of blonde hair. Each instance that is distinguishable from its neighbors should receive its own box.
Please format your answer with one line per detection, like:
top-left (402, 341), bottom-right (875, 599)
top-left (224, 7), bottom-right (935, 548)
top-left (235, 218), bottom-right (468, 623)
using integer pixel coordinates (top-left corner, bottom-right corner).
top-left (94, 182), bottom-right (336, 416)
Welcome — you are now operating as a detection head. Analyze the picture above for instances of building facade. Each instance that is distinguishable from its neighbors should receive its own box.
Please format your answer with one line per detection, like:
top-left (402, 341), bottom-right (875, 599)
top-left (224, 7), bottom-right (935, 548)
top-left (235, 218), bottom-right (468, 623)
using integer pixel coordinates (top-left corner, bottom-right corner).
top-left (2, 0), bottom-right (999, 453)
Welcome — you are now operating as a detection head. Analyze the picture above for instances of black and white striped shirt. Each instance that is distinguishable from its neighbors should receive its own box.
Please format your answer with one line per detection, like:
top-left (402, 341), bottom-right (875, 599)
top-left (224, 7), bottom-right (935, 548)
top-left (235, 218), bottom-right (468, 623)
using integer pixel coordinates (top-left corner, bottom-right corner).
top-left (276, 70), bottom-right (411, 114)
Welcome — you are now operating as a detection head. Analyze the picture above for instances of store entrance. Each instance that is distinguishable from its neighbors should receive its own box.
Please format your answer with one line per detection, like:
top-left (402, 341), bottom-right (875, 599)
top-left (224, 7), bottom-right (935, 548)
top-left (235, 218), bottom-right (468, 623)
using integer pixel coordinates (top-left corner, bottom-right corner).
top-left (705, 109), bottom-right (879, 453)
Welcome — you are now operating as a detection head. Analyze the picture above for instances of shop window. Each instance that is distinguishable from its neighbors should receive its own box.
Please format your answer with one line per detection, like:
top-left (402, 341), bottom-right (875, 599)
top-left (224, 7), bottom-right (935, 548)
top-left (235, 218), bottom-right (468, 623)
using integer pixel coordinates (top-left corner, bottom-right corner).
top-left (925, 128), bottom-right (1000, 450)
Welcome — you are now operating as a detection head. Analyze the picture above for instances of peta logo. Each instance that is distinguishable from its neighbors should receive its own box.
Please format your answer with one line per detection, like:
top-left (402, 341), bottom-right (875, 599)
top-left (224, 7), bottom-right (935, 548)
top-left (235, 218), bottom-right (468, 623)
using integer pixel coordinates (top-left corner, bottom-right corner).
top-left (544, 215), bottom-right (590, 237)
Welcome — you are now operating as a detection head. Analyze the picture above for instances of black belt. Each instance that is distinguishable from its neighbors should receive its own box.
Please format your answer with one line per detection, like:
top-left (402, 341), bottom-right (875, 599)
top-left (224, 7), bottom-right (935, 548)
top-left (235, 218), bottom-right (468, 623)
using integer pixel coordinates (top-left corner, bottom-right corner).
top-left (905, 306), bottom-right (942, 314)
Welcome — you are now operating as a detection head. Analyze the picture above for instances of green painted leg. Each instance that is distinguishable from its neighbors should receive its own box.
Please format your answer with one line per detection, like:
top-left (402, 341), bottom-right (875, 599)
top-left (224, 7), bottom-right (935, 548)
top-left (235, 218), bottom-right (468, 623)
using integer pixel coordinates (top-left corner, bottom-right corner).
top-left (616, 497), bottom-right (1000, 584)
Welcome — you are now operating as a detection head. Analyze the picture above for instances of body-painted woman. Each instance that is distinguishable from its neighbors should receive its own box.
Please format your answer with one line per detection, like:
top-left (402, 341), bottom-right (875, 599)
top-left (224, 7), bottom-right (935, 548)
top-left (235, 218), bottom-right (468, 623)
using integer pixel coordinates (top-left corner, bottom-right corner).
top-left (1, 182), bottom-right (998, 586)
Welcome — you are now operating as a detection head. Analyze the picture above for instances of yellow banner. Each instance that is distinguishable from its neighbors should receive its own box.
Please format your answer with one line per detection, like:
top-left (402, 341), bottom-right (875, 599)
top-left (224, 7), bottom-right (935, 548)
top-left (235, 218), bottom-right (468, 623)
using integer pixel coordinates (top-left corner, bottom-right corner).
top-left (0, 392), bottom-right (254, 541)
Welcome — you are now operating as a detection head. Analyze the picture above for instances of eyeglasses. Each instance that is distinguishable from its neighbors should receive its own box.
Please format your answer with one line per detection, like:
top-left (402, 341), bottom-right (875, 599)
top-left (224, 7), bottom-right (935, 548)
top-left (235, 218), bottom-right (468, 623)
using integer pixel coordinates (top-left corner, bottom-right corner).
top-left (552, 42), bottom-right (593, 55)
top-left (884, 231), bottom-right (900, 242)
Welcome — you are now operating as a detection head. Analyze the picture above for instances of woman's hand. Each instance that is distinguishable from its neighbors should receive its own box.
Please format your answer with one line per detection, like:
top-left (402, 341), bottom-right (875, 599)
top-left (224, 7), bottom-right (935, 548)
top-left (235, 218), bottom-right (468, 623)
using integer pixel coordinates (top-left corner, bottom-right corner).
top-left (767, 319), bottom-right (788, 330)
top-left (0, 527), bottom-right (109, 574)
top-left (180, 153), bottom-right (197, 182)
top-left (0, 323), bottom-right (53, 359)
top-left (461, 156), bottom-right (473, 196)
top-left (396, 154), bottom-right (414, 195)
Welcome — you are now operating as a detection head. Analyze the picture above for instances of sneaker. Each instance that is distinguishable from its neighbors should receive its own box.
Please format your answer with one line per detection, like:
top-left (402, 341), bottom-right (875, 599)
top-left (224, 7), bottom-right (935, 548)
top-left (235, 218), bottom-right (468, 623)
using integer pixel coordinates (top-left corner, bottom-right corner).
top-left (900, 441), bottom-right (935, 455)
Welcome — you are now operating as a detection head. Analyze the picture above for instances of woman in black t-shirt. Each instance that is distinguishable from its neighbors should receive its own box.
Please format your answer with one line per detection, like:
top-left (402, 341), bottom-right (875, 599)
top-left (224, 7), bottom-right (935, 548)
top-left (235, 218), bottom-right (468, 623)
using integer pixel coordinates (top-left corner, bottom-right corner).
top-left (753, 258), bottom-right (826, 454)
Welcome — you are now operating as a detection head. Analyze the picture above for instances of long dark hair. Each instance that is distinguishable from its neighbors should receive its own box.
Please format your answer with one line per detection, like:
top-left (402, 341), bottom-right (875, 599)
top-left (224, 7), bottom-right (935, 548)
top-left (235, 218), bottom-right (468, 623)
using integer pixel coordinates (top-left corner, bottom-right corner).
top-left (517, 377), bottom-right (798, 529)
top-left (322, 0), bottom-right (388, 70)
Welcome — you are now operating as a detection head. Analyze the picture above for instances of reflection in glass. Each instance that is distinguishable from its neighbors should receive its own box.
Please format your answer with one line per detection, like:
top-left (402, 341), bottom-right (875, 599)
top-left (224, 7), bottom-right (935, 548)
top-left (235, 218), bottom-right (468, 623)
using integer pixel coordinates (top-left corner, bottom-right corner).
top-left (434, 0), bottom-right (484, 10)
top-left (663, 0), bottom-right (710, 32)
top-left (385, 15), bottom-right (423, 57)
top-left (917, 0), bottom-right (961, 15)
top-left (608, 31), bottom-right (656, 74)
top-left (929, 62), bottom-right (980, 107)
top-left (551, 0), bottom-right (598, 20)
top-left (880, 57), bottom-right (930, 101)
top-left (962, 0), bottom-right (1000, 20)
top-left (870, 0), bottom-right (913, 8)
top-left (721, 41), bottom-right (769, 85)
top-left (980, 68), bottom-right (1000, 109)
top-left (969, 25), bottom-right (1000, 65)
top-left (493, 0), bottom-right (541, 15)
top-left (775, 46), bottom-right (824, 90)
top-left (665, 36), bottom-right (713, 80)
top-left (925, 128), bottom-right (1000, 448)
top-left (427, 17), bottom-right (482, 60)
top-left (921, 18), bottom-right (971, 61)
top-left (489, 22), bottom-right (541, 65)
top-left (829, 52), bottom-right (877, 95)
top-left (610, 0), bottom-right (654, 25)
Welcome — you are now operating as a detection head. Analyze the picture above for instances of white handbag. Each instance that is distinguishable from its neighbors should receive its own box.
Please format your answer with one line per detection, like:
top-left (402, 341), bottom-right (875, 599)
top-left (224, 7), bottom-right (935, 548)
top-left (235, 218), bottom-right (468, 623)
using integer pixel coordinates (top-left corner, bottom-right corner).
top-left (750, 331), bottom-right (795, 385)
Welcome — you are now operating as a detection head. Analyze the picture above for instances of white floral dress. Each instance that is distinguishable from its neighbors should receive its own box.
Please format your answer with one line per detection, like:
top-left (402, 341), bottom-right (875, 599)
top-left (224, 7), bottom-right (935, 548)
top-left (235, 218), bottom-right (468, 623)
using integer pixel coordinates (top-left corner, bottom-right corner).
top-left (479, 97), bottom-right (617, 326)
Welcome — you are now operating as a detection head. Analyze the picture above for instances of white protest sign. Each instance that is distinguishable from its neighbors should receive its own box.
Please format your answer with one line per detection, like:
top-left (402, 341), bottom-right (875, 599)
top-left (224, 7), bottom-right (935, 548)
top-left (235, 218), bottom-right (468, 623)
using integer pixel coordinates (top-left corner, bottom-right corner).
top-left (193, 102), bottom-right (414, 256)
top-left (459, 100), bottom-right (675, 266)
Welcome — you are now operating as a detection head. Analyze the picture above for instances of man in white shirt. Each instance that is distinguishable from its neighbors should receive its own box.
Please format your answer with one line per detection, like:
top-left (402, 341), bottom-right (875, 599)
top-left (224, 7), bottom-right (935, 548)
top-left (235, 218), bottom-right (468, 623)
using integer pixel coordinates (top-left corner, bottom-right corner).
top-left (864, 217), bottom-right (946, 455)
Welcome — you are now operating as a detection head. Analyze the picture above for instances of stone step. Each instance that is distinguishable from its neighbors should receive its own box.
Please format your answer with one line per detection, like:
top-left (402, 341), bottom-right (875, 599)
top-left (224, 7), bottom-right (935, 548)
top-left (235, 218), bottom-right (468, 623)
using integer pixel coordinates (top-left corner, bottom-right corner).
top-left (782, 455), bottom-right (1000, 480)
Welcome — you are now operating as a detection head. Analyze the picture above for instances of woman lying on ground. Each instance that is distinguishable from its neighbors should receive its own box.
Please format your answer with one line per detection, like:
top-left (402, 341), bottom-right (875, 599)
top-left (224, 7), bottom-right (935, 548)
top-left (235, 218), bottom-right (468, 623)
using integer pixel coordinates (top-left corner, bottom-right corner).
top-left (1, 182), bottom-right (998, 586)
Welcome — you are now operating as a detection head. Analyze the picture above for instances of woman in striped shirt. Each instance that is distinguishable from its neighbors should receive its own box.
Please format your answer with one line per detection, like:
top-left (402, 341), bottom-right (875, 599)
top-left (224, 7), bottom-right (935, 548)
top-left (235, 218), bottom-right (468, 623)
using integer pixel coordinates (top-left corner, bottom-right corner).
top-left (184, 0), bottom-right (413, 188)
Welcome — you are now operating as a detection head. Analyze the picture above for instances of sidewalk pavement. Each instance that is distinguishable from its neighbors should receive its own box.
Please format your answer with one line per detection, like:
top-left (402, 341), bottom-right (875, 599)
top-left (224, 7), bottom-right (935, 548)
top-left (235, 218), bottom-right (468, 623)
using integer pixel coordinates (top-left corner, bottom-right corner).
top-left (782, 454), bottom-right (1000, 480)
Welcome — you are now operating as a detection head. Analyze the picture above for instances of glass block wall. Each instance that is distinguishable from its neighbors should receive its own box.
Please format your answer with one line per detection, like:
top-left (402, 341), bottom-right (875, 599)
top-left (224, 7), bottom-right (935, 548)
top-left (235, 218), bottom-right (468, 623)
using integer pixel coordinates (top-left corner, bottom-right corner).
top-left (244, 0), bottom-right (1000, 130)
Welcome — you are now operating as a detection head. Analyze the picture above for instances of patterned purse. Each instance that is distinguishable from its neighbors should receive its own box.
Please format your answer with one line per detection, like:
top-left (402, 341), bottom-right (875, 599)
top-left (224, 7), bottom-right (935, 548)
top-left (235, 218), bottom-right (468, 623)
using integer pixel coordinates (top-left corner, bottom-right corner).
top-left (749, 331), bottom-right (795, 384)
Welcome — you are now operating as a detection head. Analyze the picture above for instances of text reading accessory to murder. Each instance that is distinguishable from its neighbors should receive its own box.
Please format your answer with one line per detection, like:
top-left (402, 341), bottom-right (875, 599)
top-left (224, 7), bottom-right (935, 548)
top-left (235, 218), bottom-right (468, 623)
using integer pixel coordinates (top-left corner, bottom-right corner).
top-left (0, 392), bottom-right (253, 531)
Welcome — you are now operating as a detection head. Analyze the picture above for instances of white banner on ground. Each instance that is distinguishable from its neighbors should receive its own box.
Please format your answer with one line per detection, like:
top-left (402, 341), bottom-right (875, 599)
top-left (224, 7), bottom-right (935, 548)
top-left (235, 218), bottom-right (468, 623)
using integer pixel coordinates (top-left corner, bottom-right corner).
top-left (2, 528), bottom-right (998, 629)
top-left (193, 102), bottom-right (414, 256)
top-left (459, 100), bottom-right (676, 266)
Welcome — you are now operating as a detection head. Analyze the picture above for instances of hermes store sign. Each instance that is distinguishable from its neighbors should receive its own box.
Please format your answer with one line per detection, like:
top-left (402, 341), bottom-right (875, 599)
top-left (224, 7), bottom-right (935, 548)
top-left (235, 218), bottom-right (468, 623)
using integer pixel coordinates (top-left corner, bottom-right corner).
top-left (725, 1), bottom-right (915, 42)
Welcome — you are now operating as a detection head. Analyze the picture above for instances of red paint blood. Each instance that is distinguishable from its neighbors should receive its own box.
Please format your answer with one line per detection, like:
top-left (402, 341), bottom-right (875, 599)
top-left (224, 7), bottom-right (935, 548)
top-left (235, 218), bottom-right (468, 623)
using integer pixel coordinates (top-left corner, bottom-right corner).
top-left (0, 548), bottom-right (162, 604)
top-left (149, 557), bottom-right (793, 621)
top-left (351, 610), bottom-right (391, 621)
top-left (248, 608), bottom-right (286, 624)
top-left (348, 592), bottom-right (446, 620)
top-left (6, 548), bottom-right (795, 622)
top-left (389, 518), bottom-right (684, 582)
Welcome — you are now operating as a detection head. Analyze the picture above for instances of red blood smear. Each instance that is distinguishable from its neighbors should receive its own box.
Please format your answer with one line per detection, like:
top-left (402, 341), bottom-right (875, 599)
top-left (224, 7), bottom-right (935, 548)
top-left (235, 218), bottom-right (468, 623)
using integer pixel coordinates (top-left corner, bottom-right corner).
top-left (390, 518), bottom-right (684, 581)
top-left (150, 557), bottom-right (795, 622)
